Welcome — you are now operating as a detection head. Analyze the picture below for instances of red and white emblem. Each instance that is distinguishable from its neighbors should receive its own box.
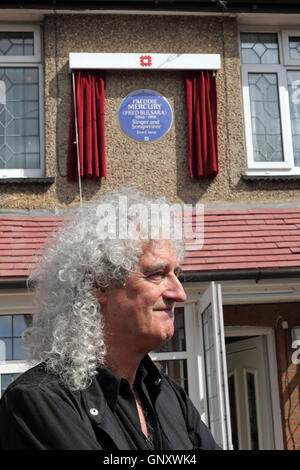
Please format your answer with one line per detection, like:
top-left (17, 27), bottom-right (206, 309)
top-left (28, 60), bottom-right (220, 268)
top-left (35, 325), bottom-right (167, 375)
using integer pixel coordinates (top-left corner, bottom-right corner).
top-left (140, 55), bottom-right (152, 67)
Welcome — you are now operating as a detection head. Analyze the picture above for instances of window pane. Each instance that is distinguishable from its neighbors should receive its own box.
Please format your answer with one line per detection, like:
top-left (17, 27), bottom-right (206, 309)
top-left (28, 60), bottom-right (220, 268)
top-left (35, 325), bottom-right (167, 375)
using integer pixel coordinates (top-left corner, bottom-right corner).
top-left (13, 337), bottom-right (28, 360)
top-left (0, 146), bottom-right (25, 168)
top-left (157, 359), bottom-right (188, 394)
top-left (246, 372), bottom-right (259, 450)
top-left (289, 37), bottom-right (300, 60)
top-left (153, 307), bottom-right (186, 353)
top-left (248, 73), bottom-right (284, 162)
top-left (0, 338), bottom-right (12, 360)
top-left (25, 152), bottom-right (40, 169)
top-left (24, 118), bottom-right (39, 136)
top-left (13, 314), bottom-right (32, 337)
top-left (228, 374), bottom-right (239, 450)
top-left (6, 68), bottom-right (38, 84)
top-left (0, 67), bottom-right (40, 170)
top-left (0, 32), bottom-right (33, 56)
top-left (24, 101), bottom-right (39, 118)
top-left (202, 303), bottom-right (222, 445)
top-left (1, 373), bottom-right (20, 398)
top-left (0, 315), bottom-right (12, 337)
top-left (6, 118), bottom-right (22, 135)
top-left (0, 315), bottom-right (32, 360)
top-left (6, 136), bottom-right (24, 153)
top-left (287, 71), bottom-right (300, 166)
top-left (24, 84), bottom-right (39, 101)
top-left (241, 33), bottom-right (279, 64)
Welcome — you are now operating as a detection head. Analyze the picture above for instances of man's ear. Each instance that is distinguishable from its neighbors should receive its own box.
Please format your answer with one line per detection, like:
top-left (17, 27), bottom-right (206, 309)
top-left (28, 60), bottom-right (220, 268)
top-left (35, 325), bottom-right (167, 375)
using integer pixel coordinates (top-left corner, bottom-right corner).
top-left (93, 286), bottom-right (108, 305)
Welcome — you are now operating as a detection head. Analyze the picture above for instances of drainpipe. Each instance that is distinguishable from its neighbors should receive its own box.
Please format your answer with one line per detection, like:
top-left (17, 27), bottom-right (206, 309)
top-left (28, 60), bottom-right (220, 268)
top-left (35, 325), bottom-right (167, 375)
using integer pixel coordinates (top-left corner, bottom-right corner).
top-left (0, 279), bottom-right (29, 289)
top-left (179, 269), bottom-right (300, 284)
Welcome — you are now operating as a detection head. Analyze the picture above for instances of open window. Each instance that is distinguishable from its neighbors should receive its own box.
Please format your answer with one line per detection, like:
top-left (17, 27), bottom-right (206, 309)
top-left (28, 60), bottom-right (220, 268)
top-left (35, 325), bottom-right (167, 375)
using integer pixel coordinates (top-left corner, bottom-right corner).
top-left (150, 303), bottom-right (200, 408)
top-left (150, 282), bottom-right (232, 449)
top-left (197, 282), bottom-right (232, 449)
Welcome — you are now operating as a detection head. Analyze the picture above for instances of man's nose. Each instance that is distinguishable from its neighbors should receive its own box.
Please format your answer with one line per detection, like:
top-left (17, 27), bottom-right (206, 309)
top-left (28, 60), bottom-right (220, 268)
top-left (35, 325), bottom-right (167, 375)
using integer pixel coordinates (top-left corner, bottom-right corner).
top-left (164, 274), bottom-right (187, 302)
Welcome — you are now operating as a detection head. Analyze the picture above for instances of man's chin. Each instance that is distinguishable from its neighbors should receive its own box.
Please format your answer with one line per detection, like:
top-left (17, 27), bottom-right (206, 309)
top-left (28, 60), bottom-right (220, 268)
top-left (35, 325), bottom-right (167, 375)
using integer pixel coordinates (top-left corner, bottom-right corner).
top-left (156, 329), bottom-right (174, 349)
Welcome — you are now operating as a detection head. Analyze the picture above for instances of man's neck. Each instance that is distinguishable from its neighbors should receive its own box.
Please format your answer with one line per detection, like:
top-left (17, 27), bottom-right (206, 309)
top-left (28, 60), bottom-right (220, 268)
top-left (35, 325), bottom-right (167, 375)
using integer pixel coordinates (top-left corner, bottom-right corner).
top-left (104, 350), bottom-right (144, 388)
top-left (104, 350), bottom-right (151, 441)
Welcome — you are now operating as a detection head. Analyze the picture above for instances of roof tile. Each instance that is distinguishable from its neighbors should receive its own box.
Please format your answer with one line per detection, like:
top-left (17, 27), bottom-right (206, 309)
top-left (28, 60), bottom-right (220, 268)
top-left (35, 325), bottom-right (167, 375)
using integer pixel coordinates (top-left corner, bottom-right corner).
top-left (0, 216), bottom-right (64, 277)
top-left (182, 207), bottom-right (300, 273)
top-left (1, 209), bottom-right (300, 277)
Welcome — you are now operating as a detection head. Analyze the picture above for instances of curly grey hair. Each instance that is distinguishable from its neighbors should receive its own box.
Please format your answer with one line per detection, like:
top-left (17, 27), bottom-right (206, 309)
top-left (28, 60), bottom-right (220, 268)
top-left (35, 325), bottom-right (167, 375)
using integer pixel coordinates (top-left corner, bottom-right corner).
top-left (24, 188), bottom-right (185, 391)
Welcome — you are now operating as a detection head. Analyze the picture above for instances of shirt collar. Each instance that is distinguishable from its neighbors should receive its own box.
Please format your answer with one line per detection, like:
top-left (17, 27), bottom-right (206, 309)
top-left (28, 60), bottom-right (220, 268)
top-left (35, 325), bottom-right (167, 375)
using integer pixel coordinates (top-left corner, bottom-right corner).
top-left (136, 354), bottom-right (163, 388)
top-left (96, 355), bottom-right (163, 411)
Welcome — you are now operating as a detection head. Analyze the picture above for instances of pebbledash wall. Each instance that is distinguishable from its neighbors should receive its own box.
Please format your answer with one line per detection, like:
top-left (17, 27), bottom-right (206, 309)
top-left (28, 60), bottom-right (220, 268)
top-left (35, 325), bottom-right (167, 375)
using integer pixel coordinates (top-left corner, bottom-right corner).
top-left (2, 13), bottom-right (300, 209)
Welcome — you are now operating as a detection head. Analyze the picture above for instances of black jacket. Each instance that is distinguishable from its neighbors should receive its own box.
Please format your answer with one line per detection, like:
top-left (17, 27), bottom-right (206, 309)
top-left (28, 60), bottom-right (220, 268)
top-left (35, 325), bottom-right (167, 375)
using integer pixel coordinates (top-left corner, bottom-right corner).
top-left (0, 356), bottom-right (220, 450)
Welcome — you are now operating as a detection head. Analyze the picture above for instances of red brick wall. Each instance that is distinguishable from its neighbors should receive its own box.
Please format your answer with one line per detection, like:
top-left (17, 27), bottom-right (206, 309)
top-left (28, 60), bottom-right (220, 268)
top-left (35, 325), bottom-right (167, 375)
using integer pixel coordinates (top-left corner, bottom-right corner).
top-left (223, 302), bottom-right (300, 450)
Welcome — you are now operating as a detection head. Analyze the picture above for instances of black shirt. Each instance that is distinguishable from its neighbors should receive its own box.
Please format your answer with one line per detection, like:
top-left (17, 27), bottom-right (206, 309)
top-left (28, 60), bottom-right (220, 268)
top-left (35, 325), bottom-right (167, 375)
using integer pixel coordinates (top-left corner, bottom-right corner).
top-left (97, 359), bottom-right (164, 449)
top-left (0, 356), bottom-right (221, 450)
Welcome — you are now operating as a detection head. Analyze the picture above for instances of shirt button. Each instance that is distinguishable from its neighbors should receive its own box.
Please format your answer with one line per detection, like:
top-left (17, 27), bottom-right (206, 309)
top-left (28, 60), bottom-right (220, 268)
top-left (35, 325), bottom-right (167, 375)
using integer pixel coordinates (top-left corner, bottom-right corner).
top-left (154, 378), bottom-right (161, 385)
top-left (89, 408), bottom-right (99, 416)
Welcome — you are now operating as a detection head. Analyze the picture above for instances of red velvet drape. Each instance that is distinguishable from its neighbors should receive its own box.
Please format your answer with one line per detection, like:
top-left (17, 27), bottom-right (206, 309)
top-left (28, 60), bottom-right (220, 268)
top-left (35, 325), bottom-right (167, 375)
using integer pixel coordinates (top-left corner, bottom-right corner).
top-left (67, 70), bottom-right (107, 181)
top-left (184, 71), bottom-right (218, 179)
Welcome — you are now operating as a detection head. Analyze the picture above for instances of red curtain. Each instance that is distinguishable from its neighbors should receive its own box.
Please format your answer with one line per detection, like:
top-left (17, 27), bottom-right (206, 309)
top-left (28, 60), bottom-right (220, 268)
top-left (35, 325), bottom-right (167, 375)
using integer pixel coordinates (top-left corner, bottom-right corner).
top-left (67, 70), bottom-right (107, 181)
top-left (184, 71), bottom-right (218, 179)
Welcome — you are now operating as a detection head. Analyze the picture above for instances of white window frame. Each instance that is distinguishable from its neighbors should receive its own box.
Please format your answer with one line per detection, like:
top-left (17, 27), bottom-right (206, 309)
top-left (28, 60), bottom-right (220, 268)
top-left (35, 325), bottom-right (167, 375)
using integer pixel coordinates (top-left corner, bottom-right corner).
top-left (0, 24), bottom-right (44, 178)
top-left (150, 303), bottom-right (198, 405)
top-left (282, 30), bottom-right (300, 66)
top-left (196, 283), bottom-right (232, 449)
top-left (0, 311), bottom-right (33, 397)
top-left (240, 26), bottom-right (300, 176)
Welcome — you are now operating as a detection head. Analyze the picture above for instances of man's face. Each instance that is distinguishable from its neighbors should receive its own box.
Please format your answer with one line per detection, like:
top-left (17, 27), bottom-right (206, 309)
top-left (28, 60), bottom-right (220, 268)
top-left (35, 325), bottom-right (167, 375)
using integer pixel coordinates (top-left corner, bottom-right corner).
top-left (98, 239), bottom-right (187, 356)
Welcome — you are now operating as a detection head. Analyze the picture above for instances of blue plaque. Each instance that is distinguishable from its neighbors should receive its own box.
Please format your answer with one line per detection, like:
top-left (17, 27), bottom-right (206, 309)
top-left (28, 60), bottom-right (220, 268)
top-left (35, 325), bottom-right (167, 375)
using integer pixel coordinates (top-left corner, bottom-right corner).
top-left (118, 89), bottom-right (173, 142)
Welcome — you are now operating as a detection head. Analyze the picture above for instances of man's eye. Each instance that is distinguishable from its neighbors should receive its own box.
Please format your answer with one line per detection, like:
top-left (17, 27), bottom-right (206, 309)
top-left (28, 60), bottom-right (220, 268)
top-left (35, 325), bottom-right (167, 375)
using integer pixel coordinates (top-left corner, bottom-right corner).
top-left (148, 272), bottom-right (164, 279)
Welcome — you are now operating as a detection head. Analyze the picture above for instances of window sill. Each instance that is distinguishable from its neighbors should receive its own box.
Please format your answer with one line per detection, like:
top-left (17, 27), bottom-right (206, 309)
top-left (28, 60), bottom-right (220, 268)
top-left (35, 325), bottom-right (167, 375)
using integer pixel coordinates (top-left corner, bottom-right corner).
top-left (242, 175), bottom-right (300, 181)
top-left (0, 177), bottom-right (55, 184)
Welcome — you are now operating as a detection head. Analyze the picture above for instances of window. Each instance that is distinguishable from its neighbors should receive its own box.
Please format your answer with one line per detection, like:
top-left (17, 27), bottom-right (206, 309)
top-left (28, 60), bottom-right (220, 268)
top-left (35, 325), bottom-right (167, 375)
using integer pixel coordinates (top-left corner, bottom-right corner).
top-left (240, 28), bottom-right (300, 175)
top-left (150, 307), bottom-right (189, 393)
top-left (0, 314), bottom-right (32, 361)
top-left (0, 313), bottom-right (32, 397)
top-left (245, 370), bottom-right (260, 450)
top-left (0, 25), bottom-right (43, 178)
top-left (150, 303), bottom-right (202, 410)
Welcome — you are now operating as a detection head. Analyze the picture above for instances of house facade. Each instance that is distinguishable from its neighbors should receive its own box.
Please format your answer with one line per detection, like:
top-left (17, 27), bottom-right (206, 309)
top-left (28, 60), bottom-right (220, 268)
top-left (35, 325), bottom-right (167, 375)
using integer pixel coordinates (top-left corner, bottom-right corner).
top-left (0, 0), bottom-right (300, 450)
